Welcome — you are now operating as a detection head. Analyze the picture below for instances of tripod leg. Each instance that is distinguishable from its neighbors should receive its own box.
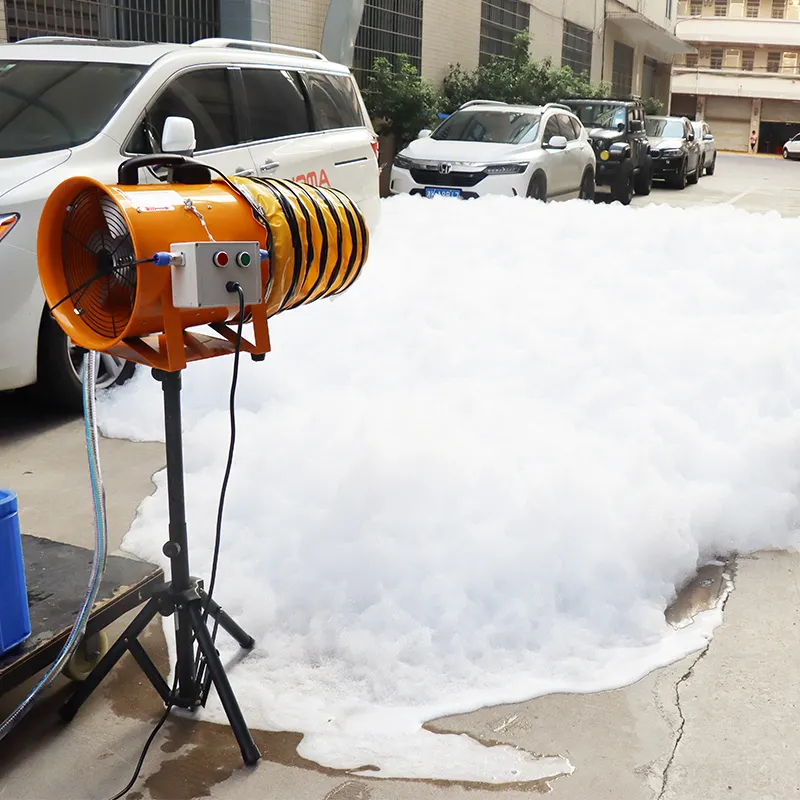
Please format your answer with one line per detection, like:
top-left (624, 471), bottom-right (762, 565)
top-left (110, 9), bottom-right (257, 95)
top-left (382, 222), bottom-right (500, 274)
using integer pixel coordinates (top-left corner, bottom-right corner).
top-left (187, 602), bottom-right (261, 766)
top-left (61, 597), bottom-right (160, 722)
top-left (199, 589), bottom-right (255, 650)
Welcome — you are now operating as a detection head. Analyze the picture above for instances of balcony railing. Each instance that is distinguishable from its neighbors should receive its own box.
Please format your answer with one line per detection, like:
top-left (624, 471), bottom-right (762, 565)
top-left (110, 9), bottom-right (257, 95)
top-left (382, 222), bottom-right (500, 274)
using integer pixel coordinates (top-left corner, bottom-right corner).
top-left (675, 62), bottom-right (800, 74)
top-left (677, 0), bottom-right (800, 19)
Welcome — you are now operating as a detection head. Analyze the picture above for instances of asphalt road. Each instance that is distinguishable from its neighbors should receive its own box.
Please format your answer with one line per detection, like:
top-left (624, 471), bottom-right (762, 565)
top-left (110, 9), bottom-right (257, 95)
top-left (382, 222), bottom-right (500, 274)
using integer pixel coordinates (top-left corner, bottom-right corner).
top-left (1, 153), bottom-right (799, 800)
top-left (632, 151), bottom-right (800, 215)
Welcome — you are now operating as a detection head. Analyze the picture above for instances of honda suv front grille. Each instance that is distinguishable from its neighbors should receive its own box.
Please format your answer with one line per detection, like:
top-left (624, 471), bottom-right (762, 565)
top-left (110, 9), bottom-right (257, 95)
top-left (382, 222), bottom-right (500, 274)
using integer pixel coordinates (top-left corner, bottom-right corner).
top-left (409, 167), bottom-right (487, 187)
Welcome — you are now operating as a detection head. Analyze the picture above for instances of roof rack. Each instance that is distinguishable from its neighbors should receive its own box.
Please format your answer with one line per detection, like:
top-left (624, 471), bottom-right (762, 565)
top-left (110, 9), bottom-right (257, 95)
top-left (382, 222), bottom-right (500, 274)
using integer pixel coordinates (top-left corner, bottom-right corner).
top-left (457, 100), bottom-right (508, 110)
top-left (14, 35), bottom-right (100, 44)
top-left (543, 102), bottom-right (572, 112)
top-left (191, 38), bottom-right (327, 60)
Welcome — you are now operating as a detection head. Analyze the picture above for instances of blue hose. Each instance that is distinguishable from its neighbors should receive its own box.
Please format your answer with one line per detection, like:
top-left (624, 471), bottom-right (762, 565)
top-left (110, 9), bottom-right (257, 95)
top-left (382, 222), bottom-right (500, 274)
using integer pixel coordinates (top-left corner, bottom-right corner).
top-left (0, 350), bottom-right (109, 741)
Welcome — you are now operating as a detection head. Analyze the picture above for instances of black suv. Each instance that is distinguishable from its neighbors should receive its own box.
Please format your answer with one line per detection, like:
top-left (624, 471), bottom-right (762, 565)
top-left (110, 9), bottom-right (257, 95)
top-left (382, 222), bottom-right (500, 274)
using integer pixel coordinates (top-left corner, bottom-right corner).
top-left (561, 98), bottom-right (652, 205)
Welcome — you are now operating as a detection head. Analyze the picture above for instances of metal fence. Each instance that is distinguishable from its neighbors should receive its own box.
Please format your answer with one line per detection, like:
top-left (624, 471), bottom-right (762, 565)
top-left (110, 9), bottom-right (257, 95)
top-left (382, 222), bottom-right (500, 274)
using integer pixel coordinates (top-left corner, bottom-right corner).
top-left (4, 0), bottom-right (220, 44)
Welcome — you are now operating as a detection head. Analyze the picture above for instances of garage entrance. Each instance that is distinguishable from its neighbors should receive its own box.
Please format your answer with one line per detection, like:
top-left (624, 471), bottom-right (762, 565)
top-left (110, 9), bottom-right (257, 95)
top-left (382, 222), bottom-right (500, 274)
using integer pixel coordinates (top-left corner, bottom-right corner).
top-left (758, 121), bottom-right (800, 155)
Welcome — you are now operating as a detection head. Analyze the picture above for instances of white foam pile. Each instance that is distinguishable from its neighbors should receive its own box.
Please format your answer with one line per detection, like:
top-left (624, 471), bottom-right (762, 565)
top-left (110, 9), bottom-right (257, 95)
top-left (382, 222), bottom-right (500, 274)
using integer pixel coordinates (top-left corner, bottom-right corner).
top-left (99, 194), bottom-right (800, 783)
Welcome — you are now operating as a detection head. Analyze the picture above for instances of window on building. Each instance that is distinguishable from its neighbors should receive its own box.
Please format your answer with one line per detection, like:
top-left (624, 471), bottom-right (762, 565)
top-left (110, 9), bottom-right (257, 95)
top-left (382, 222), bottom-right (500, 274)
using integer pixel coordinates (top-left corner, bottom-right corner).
top-left (772, 0), bottom-right (786, 17)
top-left (781, 51), bottom-right (799, 73)
top-left (746, 0), bottom-right (760, 16)
top-left (561, 20), bottom-right (592, 76)
top-left (690, 0), bottom-right (702, 14)
top-left (611, 41), bottom-right (634, 96)
top-left (686, 52), bottom-right (699, 67)
top-left (710, 48), bottom-right (724, 68)
top-left (353, 0), bottom-right (423, 85)
top-left (480, 0), bottom-right (531, 64)
top-left (5, 0), bottom-right (219, 43)
top-left (742, 49), bottom-right (755, 70)
top-left (304, 72), bottom-right (366, 130)
top-left (128, 68), bottom-right (238, 154)
top-left (767, 50), bottom-right (782, 71)
top-left (241, 69), bottom-right (311, 143)
top-left (714, 0), bottom-right (728, 15)
top-left (666, 0), bottom-right (674, 18)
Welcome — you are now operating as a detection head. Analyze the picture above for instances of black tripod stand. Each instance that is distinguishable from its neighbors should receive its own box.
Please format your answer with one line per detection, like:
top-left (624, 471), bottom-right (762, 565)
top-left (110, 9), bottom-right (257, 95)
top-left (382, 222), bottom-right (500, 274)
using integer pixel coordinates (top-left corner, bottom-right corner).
top-left (60, 368), bottom-right (261, 767)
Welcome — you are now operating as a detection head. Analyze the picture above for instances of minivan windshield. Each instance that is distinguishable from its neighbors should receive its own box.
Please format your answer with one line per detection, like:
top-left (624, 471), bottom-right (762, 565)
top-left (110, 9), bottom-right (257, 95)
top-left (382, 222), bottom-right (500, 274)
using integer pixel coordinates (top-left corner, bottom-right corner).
top-left (0, 60), bottom-right (145, 158)
top-left (432, 110), bottom-right (541, 145)
top-left (645, 117), bottom-right (685, 139)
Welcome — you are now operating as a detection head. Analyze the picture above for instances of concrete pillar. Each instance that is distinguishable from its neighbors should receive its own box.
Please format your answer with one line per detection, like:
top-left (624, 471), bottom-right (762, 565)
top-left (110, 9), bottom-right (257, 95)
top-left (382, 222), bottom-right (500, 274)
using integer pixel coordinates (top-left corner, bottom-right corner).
top-left (321, 0), bottom-right (365, 65)
top-left (750, 98), bottom-right (761, 154)
top-left (696, 95), bottom-right (706, 120)
top-left (0, 1), bottom-right (8, 43)
top-left (220, 0), bottom-right (271, 42)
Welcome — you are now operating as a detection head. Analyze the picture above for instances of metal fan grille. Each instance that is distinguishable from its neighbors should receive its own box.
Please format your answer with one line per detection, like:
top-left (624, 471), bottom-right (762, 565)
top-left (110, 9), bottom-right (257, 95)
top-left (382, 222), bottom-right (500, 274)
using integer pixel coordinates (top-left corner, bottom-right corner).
top-left (62, 187), bottom-right (138, 339)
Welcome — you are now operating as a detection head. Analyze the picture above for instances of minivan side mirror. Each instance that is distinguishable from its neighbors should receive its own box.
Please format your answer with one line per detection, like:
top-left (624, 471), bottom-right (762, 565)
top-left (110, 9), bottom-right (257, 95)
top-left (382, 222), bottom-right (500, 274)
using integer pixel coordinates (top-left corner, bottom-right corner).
top-left (161, 116), bottom-right (196, 156)
top-left (704, 132), bottom-right (714, 141)
top-left (546, 135), bottom-right (568, 150)
top-left (418, 129), bottom-right (432, 139)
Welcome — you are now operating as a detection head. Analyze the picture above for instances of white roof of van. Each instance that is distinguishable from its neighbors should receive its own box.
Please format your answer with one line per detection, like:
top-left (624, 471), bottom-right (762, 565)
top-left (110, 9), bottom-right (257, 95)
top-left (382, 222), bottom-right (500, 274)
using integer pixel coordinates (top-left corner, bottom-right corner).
top-left (0, 36), bottom-right (350, 72)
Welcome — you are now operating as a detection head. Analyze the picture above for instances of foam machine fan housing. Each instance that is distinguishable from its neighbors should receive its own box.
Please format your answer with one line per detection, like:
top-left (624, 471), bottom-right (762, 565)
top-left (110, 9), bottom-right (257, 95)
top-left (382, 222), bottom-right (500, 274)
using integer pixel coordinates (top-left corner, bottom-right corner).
top-left (37, 165), bottom-right (369, 371)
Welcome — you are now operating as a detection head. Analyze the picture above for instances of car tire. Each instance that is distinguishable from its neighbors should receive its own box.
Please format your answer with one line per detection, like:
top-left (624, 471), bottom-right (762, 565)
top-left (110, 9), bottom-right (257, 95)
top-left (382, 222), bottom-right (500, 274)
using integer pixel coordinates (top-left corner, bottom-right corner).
top-left (706, 154), bottom-right (716, 176)
top-left (783, 148), bottom-right (790, 160)
top-left (35, 309), bottom-right (136, 413)
top-left (687, 159), bottom-right (700, 185)
top-left (527, 172), bottom-right (547, 202)
top-left (578, 169), bottom-right (595, 201)
top-left (634, 158), bottom-right (652, 196)
top-left (613, 161), bottom-right (635, 205)
top-left (670, 159), bottom-right (688, 190)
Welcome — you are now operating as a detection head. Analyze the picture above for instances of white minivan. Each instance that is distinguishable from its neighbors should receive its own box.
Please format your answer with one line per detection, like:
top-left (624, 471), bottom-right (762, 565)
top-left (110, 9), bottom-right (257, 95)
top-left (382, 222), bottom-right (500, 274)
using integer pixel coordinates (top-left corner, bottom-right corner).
top-left (0, 36), bottom-right (381, 410)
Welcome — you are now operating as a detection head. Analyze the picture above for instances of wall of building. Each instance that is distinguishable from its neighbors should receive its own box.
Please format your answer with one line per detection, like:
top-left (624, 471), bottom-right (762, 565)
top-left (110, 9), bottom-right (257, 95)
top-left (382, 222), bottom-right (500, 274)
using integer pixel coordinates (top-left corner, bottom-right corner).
top-left (270, 0), bottom-right (328, 51)
top-left (530, 0), bottom-right (604, 81)
top-left (0, 1), bottom-right (7, 44)
top-left (421, 0), bottom-right (480, 82)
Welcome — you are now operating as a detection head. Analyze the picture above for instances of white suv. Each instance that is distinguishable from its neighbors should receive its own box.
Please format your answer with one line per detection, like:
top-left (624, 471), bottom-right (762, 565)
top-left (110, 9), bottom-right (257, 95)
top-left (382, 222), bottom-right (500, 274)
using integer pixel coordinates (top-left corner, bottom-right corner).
top-left (389, 101), bottom-right (596, 203)
top-left (0, 36), bottom-right (381, 410)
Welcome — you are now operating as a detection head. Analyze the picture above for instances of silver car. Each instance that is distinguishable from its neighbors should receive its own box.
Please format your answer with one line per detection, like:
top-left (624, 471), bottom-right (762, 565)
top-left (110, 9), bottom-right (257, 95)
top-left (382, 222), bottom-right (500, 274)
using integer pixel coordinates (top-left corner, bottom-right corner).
top-left (692, 120), bottom-right (717, 177)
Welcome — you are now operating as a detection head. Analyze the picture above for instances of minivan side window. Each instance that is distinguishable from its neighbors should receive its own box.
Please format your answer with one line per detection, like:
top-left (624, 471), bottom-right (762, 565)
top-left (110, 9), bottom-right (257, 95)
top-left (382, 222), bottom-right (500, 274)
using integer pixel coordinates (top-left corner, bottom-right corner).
top-left (304, 72), bottom-right (364, 130)
top-left (242, 68), bottom-right (311, 142)
top-left (128, 68), bottom-right (237, 154)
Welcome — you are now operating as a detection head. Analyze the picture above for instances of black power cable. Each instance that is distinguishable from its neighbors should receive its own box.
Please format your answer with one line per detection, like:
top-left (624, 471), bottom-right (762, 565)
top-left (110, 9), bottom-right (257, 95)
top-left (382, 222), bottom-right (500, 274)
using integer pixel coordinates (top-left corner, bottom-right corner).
top-left (105, 283), bottom-right (246, 800)
top-left (204, 282), bottom-right (246, 627)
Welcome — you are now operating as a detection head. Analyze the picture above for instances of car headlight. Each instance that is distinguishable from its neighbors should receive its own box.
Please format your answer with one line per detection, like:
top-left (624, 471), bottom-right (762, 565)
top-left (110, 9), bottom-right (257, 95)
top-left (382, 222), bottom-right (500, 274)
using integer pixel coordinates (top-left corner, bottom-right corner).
top-left (485, 163), bottom-right (528, 175)
top-left (393, 154), bottom-right (414, 170)
top-left (660, 149), bottom-right (683, 158)
top-left (0, 213), bottom-right (19, 243)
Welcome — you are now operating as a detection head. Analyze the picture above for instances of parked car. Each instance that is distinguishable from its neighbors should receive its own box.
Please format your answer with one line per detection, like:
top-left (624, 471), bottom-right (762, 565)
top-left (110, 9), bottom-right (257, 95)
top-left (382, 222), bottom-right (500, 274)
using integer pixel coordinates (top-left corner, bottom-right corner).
top-left (0, 36), bottom-right (381, 411)
top-left (691, 120), bottom-right (717, 176)
top-left (389, 100), bottom-right (596, 203)
top-left (644, 115), bottom-right (702, 189)
top-left (783, 134), bottom-right (800, 160)
top-left (561, 97), bottom-right (652, 205)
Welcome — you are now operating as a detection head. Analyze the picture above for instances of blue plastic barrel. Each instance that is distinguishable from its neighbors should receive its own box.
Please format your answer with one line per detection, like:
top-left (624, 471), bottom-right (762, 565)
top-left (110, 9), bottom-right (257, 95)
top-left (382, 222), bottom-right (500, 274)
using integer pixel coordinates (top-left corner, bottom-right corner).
top-left (0, 490), bottom-right (31, 655)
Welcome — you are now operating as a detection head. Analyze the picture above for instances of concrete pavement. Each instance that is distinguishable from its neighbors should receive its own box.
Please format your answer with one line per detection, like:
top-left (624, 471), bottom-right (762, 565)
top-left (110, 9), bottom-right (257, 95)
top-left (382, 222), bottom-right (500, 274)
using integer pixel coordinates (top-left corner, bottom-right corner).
top-left (1, 154), bottom-right (799, 799)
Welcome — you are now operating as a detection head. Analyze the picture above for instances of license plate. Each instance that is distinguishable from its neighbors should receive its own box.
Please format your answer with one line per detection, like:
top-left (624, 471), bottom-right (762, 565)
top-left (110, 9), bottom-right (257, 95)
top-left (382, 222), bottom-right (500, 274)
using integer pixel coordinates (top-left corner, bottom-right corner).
top-left (425, 187), bottom-right (462, 199)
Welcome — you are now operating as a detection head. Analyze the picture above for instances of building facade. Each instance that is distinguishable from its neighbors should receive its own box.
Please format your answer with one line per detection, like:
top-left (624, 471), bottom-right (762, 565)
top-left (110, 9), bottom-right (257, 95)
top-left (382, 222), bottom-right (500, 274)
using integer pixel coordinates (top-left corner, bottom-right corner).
top-left (672, 0), bottom-right (800, 153)
top-left (0, 0), bottom-right (688, 107)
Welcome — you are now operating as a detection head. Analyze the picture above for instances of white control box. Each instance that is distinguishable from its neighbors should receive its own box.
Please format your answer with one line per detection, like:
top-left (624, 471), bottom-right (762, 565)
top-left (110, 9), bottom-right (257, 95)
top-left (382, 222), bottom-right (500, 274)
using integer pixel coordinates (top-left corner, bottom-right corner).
top-left (170, 241), bottom-right (263, 309)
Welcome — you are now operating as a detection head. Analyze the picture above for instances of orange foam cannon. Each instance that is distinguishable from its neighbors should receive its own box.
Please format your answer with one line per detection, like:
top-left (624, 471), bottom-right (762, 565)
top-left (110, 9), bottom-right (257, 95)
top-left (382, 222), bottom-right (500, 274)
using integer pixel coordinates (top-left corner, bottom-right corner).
top-left (37, 156), bottom-right (369, 372)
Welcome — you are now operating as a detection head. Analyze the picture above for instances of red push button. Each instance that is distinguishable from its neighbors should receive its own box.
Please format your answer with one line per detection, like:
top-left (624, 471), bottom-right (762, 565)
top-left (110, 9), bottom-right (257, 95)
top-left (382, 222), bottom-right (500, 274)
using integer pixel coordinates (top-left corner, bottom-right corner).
top-left (213, 250), bottom-right (229, 268)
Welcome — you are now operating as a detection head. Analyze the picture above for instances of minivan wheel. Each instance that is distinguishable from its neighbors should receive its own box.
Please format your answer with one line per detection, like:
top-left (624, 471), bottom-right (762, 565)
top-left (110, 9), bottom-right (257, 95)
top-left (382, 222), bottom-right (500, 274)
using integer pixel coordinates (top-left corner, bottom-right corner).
top-left (35, 310), bottom-right (136, 413)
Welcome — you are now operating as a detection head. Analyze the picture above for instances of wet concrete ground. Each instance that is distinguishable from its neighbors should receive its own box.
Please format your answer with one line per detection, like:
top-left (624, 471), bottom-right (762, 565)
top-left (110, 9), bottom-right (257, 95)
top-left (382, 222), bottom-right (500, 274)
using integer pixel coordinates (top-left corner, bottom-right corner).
top-left (2, 154), bottom-right (799, 799)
